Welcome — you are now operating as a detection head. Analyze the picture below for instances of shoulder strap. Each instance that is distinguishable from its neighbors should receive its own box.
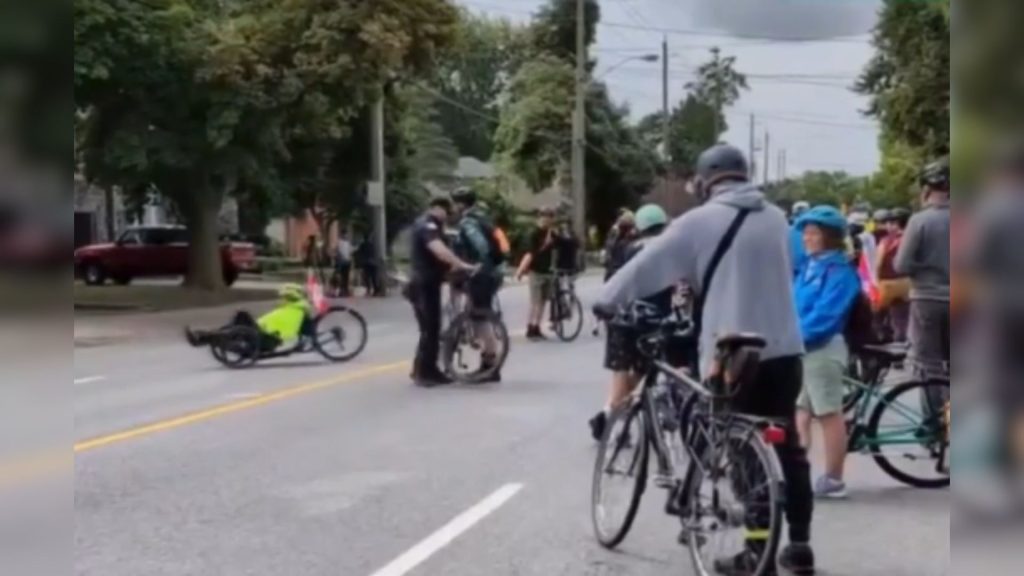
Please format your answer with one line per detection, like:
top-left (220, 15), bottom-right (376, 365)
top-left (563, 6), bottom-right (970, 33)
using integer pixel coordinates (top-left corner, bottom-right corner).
top-left (694, 208), bottom-right (751, 337)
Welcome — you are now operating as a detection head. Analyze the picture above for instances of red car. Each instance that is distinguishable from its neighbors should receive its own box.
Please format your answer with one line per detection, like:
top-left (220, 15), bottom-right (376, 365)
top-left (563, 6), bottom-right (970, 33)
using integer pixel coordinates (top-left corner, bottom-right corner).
top-left (74, 226), bottom-right (255, 287)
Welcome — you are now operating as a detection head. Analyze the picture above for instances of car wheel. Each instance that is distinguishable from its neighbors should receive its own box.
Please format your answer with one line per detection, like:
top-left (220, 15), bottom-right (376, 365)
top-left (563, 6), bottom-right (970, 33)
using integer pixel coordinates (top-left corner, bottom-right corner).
top-left (83, 263), bottom-right (106, 286)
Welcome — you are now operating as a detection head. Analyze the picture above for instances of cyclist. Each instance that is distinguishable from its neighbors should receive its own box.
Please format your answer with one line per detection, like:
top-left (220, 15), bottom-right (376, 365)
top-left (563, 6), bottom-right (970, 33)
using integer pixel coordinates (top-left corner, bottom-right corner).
top-left (407, 197), bottom-right (476, 387)
top-left (792, 206), bottom-right (862, 499)
top-left (452, 187), bottom-right (505, 382)
top-left (789, 201), bottom-right (811, 273)
top-left (515, 207), bottom-right (558, 340)
top-left (589, 203), bottom-right (678, 441)
top-left (595, 144), bottom-right (815, 575)
top-left (876, 208), bottom-right (912, 341)
top-left (895, 159), bottom-right (951, 410)
top-left (185, 283), bottom-right (314, 353)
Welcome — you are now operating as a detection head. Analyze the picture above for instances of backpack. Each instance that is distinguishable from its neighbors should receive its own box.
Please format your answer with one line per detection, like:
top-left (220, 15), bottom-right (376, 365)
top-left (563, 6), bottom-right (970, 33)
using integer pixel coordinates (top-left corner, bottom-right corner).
top-left (465, 213), bottom-right (507, 267)
top-left (821, 262), bottom-right (878, 352)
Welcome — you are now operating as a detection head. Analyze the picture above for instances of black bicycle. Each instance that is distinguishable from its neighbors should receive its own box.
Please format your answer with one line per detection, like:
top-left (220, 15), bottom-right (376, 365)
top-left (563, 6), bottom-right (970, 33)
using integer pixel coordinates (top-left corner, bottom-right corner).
top-left (549, 271), bottom-right (584, 342)
top-left (441, 274), bottom-right (510, 384)
top-left (591, 303), bottom-right (786, 576)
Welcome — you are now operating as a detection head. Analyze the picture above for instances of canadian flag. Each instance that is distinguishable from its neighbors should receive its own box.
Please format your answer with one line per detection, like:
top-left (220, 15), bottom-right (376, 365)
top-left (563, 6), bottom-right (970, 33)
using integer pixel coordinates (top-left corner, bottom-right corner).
top-left (306, 269), bottom-right (329, 314)
top-left (857, 252), bottom-right (880, 307)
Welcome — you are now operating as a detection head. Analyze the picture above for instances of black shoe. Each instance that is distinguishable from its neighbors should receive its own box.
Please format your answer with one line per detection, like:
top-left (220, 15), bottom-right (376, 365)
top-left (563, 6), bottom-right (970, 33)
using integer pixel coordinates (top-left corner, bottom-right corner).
top-left (415, 371), bottom-right (453, 388)
top-left (527, 328), bottom-right (547, 341)
top-left (589, 411), bottom-right (607, 441)
top-left (713, 549), bottom-right (773, 576)
top-left (779, 543), bottom-right (815, 575)
top-left (185, 327), bottom-right (209, 347)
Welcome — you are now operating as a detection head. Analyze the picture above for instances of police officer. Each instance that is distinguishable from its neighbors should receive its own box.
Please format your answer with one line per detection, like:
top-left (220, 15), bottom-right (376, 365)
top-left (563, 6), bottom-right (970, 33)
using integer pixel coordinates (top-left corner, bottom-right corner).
top-left (408, 197), bottom-right (476, 387)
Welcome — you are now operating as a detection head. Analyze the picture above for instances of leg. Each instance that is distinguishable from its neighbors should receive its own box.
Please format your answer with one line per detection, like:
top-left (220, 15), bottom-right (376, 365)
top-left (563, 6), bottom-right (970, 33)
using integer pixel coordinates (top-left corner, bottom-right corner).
top-left (527, 275), bottom-right (546, 338)
top-left (414, 282), bottom-right (444, 379)
top-left (819, 413), bottom-right (848, 481)
top-left (803, 341), bottom-right (850, 487)
top-left (911, 300), bottom-right (951, 416)
top-left (795, 406), bottom-right (813, 452)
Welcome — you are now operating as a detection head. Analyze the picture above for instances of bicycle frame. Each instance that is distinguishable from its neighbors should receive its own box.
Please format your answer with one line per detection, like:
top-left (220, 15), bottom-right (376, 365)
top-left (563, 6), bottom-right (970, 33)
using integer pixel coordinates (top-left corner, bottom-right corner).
top-left (844, 374), bottom-right (943, 451)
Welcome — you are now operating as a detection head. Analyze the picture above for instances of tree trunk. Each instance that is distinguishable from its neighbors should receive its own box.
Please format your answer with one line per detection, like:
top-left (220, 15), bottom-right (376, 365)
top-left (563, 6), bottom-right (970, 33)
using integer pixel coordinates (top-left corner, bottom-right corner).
top-left (183, 186), bottom-right (225, 291)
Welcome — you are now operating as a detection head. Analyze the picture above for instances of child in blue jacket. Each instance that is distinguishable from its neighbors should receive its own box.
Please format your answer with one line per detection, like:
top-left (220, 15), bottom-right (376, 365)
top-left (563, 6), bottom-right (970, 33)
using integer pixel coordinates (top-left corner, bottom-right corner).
top-left (793, 206), bottom-right (862, 499)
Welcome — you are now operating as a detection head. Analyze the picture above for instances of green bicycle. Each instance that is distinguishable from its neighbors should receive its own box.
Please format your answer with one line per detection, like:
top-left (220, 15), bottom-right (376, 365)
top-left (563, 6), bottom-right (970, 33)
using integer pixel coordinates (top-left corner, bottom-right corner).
top-left (843, 344), bottom-right (950, 489)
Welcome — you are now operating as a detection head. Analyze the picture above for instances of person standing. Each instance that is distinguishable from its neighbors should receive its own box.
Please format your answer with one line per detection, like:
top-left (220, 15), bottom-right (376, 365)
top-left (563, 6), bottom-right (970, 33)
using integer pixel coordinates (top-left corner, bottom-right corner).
top-left (792, 206), bottom-right (862, 500)
top-left (895, 159), bottom-right (951, 409)
top-left (407, 198), bottom-right (475, 387)
top-left (334, 231), bottom-right (353, 297)
top-left (515, 207), bottom-right (557, 340)
top-left (595, 144), bottom-right (816, 574)
top-left (875, 208), bottom-right (912, 341)
top-left (603, 211), bottom-right (635, 282)
top-left (355, 236), bottom-right (381, 297)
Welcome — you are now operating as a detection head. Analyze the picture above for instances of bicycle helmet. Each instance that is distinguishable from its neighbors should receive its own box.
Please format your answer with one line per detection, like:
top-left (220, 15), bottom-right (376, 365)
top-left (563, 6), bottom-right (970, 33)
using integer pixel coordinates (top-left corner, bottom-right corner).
top-left (873, 209), bottom-right (891, 223)
top-left (796, 205), bottom-right (848, 233)
top-left (451, 187), bottom-right (477, 207)
top-left (279, 283), bottom-right (306, 303)
top-left (694, 144), bottom-right (749, 200)
top-left (792, 201), bottom-right (811, 218)
top-left (919, 158), bottom-right (950, 192)
top-left (634, 204), bottom-right (668, 233)
top-left (847, 211), bottom-right (869, 228)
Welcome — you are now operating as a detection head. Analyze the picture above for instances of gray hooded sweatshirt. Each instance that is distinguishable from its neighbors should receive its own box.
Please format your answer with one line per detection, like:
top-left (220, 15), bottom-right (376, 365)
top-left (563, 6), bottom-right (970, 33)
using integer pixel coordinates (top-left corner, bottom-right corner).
top-left (597, 182), bottom-right (805, 372)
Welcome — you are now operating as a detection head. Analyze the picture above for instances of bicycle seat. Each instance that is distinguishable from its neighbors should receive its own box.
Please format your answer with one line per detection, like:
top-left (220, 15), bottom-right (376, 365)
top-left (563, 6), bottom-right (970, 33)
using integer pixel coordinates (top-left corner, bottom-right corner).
top-left (859, 343), bottom-right (909, 363)
top-left (715, 333), bottom-right (767, 352)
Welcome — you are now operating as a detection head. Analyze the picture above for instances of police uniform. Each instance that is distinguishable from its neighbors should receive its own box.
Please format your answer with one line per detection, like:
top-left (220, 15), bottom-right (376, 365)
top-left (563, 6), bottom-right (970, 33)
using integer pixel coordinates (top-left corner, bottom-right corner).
top-left (408, 212), bottom-right (448, 378)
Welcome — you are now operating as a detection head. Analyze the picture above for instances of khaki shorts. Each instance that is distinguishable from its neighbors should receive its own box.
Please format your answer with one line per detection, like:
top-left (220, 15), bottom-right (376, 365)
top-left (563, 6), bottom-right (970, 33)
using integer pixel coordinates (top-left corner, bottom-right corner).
top-left (797, 337), bottom-right (848, 417)
top-left (530, 274), bottom-right (554, 303)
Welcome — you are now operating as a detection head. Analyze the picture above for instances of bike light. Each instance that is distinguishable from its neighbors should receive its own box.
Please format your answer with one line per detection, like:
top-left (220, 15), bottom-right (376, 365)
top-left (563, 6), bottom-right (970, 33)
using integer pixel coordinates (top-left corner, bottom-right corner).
top-left (763, 425), bottom-right (787, 445)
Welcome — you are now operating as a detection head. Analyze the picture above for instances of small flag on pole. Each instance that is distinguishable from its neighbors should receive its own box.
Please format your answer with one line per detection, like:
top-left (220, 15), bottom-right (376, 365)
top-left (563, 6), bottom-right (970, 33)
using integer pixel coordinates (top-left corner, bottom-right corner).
top-left (307, 268), bottom-right (328, 314)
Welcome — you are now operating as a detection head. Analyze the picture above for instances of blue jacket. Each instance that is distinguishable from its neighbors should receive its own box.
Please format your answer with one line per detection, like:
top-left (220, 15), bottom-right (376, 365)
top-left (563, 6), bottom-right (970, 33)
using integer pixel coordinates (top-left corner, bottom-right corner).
top-left (789, 225), bottom-right (807, 274)
top-left (793, 250), bottom-right (861, 350)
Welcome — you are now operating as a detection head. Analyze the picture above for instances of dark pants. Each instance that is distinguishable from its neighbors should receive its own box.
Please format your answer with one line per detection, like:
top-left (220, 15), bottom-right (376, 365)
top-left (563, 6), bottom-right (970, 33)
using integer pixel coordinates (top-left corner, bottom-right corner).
top-left (910, 299), bottom-right (951, 417)
top-left (363, 265), bottom-right (380, 296)
top-left (409, 280), bottom-right (443, 377)
top-left (335, 262), bottom-right (351, 296)
top-left (731, 355), bottom-right (814, 544)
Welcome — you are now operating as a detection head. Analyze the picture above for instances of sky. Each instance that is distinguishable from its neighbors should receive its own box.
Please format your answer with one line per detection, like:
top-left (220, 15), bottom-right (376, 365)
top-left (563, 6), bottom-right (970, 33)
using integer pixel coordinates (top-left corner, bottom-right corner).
top-left (458, 0), bottom-right (884, 178)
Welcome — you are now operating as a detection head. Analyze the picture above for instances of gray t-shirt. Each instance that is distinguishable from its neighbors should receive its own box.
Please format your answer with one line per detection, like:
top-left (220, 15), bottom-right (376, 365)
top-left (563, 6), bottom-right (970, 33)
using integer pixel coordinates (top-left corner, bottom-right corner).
top-left (895, 201), bottom-right (951, 302)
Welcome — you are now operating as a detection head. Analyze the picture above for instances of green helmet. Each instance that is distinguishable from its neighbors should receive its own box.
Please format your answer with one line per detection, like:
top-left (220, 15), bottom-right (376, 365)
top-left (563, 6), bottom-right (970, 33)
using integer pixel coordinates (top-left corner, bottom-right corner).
top-left (278, 283), bottom-right (305, 302)
top-left (634, 204), bottom-right (668, 233)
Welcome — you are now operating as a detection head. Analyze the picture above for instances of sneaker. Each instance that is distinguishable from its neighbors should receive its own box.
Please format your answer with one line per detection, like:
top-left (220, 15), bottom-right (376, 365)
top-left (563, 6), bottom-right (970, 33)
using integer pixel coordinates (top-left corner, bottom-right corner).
top-left (414, 370), bottom-right (453, 388)
top-left (589, 411), bottom-right (607, 441)
top-left (778, 543), bottom-right (816, 575)
top-left (813, 475), bottom-right (848, 499)
top-left (713, 549), bottom-right (773, 576)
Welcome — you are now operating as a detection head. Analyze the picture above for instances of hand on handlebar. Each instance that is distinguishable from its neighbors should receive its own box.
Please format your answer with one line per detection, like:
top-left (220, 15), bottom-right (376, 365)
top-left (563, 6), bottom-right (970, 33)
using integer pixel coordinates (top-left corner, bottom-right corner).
top-left (592, 303), bottom-right (619, 322)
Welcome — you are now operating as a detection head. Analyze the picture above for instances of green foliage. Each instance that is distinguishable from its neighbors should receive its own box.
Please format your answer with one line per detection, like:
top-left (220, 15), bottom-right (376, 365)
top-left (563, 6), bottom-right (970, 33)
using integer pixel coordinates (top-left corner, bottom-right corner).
top-left (765, 171), bottom-right (871, 210)
top-left (432, 12), bottom-right (529, 159)
top-left (667, 96), bottom-right (722, 177)
top-left (529, 0), bottom-right (600, 64)
top-left (494, 56), bottom-right (575, 192)
top-left (75, 0), bottom-right (459, 289)
top-left (685, 48), bottom-right (747, 138)
top-left (856, 0), bottom-right (949, 158)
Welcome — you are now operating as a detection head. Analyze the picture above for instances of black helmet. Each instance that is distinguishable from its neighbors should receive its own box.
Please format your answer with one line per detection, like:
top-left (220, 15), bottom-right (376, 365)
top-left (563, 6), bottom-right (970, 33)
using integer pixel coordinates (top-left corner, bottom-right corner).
top-left (695, 144), bottom-right (749, 198)
top-left (918, 159), bottom-right (950, 192)
top-left (451, 187), bottom-right (477, 206)
top-left (890, 207), bottom-right (911, 226)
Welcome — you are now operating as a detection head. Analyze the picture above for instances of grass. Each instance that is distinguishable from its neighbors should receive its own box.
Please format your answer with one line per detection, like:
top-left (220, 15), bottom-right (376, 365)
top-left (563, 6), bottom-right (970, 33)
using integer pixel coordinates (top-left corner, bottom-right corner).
top-left (74, 283), bottom-right (278, 313)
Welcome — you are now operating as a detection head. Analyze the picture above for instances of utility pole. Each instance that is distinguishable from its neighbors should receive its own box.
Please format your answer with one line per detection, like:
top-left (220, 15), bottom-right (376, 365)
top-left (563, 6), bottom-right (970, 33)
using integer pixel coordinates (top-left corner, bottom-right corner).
top-left (369, 94), bottom-right (388, 294)
top-left (661, 36), bottom-right (670, 195)
top-left (711, 47), bottom-right (722, 140)
top-left (763, 131), bottom-right (771, 185)
top-left (777, 149), bottom-right (785, 181)
top-left (570, 0), bottom-right (587, 239)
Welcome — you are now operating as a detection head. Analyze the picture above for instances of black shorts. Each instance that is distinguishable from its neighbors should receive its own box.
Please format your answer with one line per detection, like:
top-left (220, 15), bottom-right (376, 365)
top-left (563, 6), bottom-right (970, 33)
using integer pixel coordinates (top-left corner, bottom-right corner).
top-left (604, 326), bottom-right (699, 374)
top-left (468, 274), bottom-right (500, 312)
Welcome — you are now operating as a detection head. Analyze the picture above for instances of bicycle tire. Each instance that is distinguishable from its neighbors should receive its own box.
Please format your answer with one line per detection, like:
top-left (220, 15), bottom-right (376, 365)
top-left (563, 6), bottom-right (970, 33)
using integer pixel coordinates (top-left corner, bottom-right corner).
top-left (591, 402), bottom-right (649, 549)
top-left (442, 310), bottom-right (509, 384)
top-left (683, 421), bottom-right (784, 576)
top-left (214, 326), bottom-right (261, 369)
top-left (554, 293), bottom-right (584, 342)
top-left (867, 379), bottom-right (950, 489)
top-left (314, 307), bottom-right (369, 363)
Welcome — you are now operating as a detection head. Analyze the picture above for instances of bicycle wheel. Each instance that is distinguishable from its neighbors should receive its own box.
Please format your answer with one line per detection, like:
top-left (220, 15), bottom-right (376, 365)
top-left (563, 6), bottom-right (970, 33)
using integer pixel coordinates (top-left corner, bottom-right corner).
top-left (591, 402), bottom-right (649, 549)
top-left (867, 379), bottom-right (950, 489)
top-left (683, 422), bottom-right (784, 576)
top-left (314, 307), bottom-right (368, 363)
top-left (214, 326), bottom-right (261, 369)
top-left (554, 293), bottom-right (584, 342)
top-left (442, 311), bottom-right (509, 384)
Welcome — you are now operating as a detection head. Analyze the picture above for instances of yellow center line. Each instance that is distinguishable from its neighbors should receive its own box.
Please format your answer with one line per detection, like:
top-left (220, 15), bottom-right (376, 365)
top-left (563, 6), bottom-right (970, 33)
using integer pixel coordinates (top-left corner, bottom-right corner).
top-left (73, 360), bottom-right (409, 453)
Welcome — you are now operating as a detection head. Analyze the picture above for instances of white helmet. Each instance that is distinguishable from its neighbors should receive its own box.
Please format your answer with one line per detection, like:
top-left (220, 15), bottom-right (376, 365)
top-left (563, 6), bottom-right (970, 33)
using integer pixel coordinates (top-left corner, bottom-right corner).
top-left (791, 201), bottom-right (811, 217)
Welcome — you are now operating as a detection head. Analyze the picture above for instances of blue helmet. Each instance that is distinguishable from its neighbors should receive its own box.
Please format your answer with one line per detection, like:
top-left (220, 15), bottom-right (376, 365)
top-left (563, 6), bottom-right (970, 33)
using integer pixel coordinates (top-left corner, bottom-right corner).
top-left (634, 204), bottom-right (668, 233)
top-left (796, 205), bottom-right (848, 233)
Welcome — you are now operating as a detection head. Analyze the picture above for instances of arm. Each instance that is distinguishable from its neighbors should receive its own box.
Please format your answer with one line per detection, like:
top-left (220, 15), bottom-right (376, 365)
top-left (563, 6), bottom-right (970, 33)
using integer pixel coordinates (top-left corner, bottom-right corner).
top-left (799, 267), bottom-right (862, 346)
top-left (516, 253), bottom-right (533, 280)
top-left (894, 216), bottom-right (922, 276)
top-left (427, 239), bottom-right (473, 271)
top-left (597, 216), bottom-right (697, 309)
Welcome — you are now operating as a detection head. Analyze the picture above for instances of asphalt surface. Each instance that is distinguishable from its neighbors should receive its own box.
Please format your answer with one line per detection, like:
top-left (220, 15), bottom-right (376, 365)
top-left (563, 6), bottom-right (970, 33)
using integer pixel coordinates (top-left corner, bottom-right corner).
top-left (70, 277), bottom-right (950, 576)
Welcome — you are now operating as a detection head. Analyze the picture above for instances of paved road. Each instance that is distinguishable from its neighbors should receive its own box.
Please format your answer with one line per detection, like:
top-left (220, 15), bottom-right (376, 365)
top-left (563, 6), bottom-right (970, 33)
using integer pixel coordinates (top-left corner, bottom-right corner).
top-left (68, 277), bottom-right (949, 576)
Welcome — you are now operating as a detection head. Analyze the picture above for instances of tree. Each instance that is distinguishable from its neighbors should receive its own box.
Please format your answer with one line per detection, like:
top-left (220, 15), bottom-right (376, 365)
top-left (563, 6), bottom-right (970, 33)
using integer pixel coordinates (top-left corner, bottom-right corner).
top-left (432, 12), bottom-right (529, 160)
top-left (666, 96), bottom-right (721, 177)
top-left (76, 0), bottom-right (459, 290)
top-left (856, 0), bottom-right (950, 158)
top-left (529, 0), bottom-right (600, 65)
top-left (685, 48), bottom-right (748, 139)
top-left (765, 171), bottom-right (870, 209)
top-left (494, 56), bottom-right (575, 192)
